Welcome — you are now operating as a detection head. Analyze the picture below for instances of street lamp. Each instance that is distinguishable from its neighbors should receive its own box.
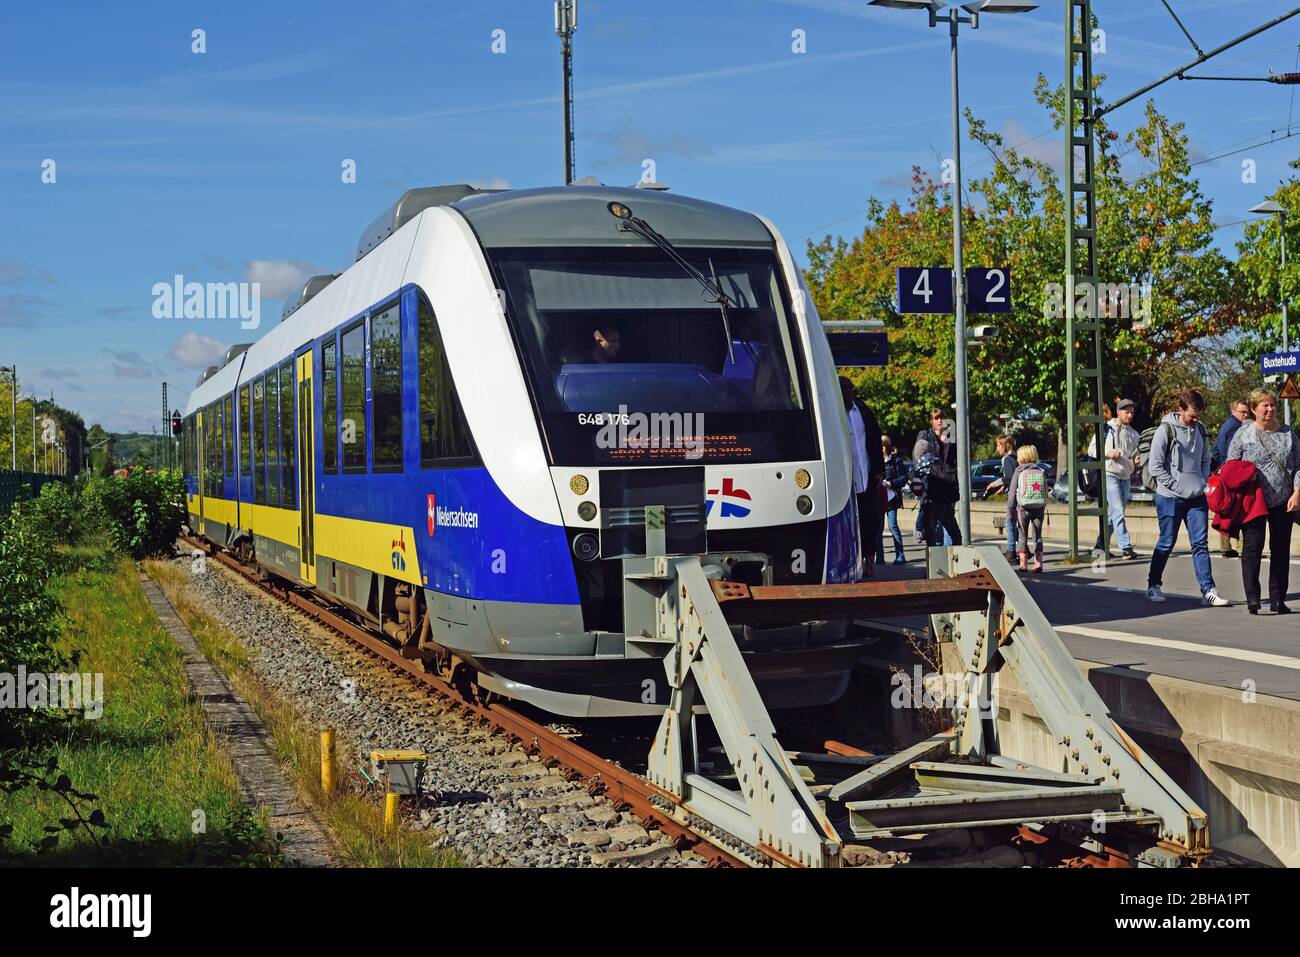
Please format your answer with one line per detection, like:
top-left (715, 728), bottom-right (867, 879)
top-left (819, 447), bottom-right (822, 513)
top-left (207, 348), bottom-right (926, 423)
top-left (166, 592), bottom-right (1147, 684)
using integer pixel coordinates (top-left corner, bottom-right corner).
top-left (0, 364), bottom-right (14, 471)
top-left (1251, 198), bottom-right (1290, 425)
top-left (869, 0), bottom-right (1038, 542)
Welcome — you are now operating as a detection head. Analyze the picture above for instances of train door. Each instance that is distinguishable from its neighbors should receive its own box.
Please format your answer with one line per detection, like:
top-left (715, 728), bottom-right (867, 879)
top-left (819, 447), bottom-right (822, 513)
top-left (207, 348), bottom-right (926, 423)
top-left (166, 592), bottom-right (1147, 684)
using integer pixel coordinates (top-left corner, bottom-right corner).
top-left (296, 350), bottom-right (316, 584)
top-left (196, 408), bottom-right (206, 536)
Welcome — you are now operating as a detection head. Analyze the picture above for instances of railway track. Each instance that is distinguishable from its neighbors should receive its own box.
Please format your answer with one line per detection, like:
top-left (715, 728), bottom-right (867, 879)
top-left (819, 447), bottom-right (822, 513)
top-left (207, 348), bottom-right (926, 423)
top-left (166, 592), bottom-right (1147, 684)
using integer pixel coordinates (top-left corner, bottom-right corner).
top-left (179, 535), bottom-right (753, 868)
top-left (176, 536), bottom-right (1186, 870)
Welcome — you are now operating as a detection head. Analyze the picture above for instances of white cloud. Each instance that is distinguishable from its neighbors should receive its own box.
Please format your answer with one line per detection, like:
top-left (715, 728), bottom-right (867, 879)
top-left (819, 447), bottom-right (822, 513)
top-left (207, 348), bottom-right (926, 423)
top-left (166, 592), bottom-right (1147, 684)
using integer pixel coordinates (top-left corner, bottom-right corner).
top-left (169, 332), bottom-right (228, 370)
top-left (469, 176), bottom-right (511, 190)
top-left (245, 260), bottom-right (324, 300)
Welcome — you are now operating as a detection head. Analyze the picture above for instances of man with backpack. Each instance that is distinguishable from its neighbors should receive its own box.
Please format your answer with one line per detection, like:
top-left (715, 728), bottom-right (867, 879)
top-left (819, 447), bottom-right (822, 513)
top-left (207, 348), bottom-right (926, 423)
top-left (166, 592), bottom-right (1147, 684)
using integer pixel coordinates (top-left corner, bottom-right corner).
top-left (1088, 398), bottom-right (1142, 560)
top-left (1146, 388), bottom-right (1230, 606)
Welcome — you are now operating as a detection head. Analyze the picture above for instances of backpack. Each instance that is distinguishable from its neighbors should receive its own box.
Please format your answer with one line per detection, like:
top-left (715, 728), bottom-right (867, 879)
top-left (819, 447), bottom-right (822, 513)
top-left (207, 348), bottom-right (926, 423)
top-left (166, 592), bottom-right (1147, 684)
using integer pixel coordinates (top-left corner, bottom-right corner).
top-left (1016, 465), bottom-right (1048, 509)
top-left (924, 452), bottom-right (959, 504)
top-left (1078, 453), bottom-right (1101, 499)
top-left (1138, 425), bottom-right (1160, 491)
top-left (1140, 420), bottom-right (1208, 492)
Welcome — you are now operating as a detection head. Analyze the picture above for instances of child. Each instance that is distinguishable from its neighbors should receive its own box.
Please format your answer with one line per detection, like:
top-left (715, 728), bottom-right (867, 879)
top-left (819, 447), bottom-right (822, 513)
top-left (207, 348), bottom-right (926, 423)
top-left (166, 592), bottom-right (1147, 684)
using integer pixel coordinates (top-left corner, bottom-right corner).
top-left (1007, 444), bottom-right (1049, 572)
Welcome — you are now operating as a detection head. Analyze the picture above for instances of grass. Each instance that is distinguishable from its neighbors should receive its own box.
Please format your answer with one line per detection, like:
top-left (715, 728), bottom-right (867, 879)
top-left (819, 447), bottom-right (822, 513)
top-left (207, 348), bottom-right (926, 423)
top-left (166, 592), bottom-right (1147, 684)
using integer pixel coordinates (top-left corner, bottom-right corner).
top-left (0, 549), bottom-right (281, 866)
top-left (144, 559), bottom-right (462, 868)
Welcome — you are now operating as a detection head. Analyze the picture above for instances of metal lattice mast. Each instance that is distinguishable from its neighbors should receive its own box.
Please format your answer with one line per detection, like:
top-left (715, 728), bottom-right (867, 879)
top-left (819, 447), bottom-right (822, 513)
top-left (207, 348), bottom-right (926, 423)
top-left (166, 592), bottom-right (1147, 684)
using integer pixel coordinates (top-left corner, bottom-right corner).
top-left (1065, 0), bottom-right (1106, 562)
top-left (556, 0), bottom-right (577, 185)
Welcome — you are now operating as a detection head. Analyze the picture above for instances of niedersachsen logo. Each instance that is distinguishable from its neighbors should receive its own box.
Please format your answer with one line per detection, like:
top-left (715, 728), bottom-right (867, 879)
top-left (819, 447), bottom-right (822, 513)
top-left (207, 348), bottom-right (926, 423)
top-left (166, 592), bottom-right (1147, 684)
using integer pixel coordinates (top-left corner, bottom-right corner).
top-left (435, 505), bottom-right (479, 530)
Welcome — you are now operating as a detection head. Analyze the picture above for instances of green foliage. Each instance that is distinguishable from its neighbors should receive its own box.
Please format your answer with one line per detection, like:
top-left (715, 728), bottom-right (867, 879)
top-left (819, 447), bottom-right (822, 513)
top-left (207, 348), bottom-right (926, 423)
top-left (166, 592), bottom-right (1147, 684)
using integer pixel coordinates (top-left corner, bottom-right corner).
top-left (84, 470), bottom-right (184, 559)
top-left (0, 506), bottom-right (71, 749)
top-left (806, 75), bottom-right (1247, 447)
top-left (30, 482), bottom-right (81, 546)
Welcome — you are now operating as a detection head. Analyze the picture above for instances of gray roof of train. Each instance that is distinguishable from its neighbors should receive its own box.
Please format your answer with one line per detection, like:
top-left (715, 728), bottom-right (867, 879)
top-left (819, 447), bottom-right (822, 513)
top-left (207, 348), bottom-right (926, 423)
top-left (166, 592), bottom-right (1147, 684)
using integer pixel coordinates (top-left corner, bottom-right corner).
top-left (185, 185), bottom-right (776, 413)
top-left (452, 186), bottom-right (775, 248)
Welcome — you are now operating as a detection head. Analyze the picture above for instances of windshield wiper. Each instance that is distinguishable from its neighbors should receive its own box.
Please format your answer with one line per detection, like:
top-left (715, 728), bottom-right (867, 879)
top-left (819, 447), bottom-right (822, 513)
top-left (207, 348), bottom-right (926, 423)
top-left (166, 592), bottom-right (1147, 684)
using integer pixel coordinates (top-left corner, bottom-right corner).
top-left (607, 201), bottom-right (736, 365)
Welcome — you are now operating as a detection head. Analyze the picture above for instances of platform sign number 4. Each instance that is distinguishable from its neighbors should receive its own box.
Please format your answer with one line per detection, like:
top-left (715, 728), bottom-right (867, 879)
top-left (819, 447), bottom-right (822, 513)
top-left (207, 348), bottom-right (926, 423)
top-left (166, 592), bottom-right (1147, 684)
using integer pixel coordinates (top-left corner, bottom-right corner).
top-left (897, 267), bottom-right (954, 315)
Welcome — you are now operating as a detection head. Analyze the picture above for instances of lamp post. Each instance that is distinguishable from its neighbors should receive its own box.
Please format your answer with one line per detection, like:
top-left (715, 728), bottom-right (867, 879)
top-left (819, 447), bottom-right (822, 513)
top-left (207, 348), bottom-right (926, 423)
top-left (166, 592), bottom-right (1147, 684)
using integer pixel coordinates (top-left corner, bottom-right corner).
top-left (1252, 199), bottom-right (1290, 425)
top-left (0, 364), bottom-right (14, 470)
top-left (869, 0), bottom-right (1038, 542)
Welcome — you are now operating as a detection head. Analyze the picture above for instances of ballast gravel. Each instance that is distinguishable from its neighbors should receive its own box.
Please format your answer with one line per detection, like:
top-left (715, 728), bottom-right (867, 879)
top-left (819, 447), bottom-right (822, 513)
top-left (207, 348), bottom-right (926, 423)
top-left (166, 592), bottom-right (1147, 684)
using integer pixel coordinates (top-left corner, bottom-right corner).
top-left (173, 555), bottom-right (702, 868)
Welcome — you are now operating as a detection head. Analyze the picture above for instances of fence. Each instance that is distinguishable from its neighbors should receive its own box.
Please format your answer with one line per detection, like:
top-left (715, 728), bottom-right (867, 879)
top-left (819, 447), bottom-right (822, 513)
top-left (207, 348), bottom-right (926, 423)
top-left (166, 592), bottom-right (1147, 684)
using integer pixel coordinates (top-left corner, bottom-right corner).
top-left (0, 470), bottom-right (69, 519)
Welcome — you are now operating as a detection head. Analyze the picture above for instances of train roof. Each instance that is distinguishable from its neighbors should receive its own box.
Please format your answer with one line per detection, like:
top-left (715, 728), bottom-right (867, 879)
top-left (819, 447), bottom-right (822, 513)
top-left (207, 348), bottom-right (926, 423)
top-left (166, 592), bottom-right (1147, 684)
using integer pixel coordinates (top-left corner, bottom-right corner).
top-left (184, 184), bottom-right (777, 415)
top-left (452, 185), bottom-right (775, 249)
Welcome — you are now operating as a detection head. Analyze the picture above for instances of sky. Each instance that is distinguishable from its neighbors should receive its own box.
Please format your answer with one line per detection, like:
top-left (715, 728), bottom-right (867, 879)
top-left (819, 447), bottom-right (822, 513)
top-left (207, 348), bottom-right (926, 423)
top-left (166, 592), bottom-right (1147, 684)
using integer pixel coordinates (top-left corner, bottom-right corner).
top-left (2, 0), bottom-right (1299, 433)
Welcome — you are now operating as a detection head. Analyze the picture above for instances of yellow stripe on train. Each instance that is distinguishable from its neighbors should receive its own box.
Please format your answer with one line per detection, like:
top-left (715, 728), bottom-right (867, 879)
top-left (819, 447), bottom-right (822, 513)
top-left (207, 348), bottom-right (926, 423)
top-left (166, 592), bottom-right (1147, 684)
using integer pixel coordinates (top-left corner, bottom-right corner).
top-left (190, 492), bottom-right (421, 585)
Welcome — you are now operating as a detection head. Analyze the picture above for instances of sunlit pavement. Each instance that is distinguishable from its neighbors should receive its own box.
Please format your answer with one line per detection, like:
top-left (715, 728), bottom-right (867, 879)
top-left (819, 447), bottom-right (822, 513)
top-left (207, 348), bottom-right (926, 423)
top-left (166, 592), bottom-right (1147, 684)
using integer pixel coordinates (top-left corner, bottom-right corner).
top-left (862, 535), bottom-right (1300, 701)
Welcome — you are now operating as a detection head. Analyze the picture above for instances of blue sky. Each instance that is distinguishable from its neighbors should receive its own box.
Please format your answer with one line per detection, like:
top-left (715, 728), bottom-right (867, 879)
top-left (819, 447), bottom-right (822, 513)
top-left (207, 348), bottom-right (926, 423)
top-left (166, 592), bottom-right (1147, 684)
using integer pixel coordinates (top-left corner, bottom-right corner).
top-left (3, 0), bottom-right (1299, 433)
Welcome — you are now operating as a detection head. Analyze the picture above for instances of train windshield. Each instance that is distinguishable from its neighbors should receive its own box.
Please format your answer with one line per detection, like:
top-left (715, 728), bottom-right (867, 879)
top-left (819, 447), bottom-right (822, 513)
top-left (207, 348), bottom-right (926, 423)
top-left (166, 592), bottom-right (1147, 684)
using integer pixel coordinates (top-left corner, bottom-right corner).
top-left (491, 246), bottom-right (819, 466)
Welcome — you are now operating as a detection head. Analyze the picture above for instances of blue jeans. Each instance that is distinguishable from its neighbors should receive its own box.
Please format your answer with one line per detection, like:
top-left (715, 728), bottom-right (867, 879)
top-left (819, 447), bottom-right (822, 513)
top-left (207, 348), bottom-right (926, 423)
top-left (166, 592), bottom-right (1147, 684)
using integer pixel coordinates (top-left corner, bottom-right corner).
top-left (880, 505), bottom-right (904, 560)
top-left (1148, 493), bottom-right (1214, 594)
top-left (1005, 501), bottom-right (1018, 551)
top-left (1105, 475), bottom-right (1132, 551)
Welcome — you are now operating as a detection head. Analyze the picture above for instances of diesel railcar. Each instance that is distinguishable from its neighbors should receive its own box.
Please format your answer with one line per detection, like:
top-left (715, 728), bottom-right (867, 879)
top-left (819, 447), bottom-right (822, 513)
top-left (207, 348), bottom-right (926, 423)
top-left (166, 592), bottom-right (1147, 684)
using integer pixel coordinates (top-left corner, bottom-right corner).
top-left (182, 184), bottom-right (866, 717)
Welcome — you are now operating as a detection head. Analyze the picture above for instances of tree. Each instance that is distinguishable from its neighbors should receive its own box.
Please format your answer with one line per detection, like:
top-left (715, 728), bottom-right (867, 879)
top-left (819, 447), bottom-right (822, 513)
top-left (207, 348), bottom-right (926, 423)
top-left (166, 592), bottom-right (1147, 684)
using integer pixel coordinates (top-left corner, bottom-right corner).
top-left (805, 75), bottom-right (1244, 452)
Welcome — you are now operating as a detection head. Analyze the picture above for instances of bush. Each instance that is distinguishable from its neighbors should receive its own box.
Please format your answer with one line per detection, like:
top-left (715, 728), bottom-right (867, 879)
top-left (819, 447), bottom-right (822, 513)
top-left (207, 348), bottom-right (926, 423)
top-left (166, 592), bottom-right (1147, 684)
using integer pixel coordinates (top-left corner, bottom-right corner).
top-left (0, 505), bottom-right (71, 749)
top-left (30, 482), bottom-right (81, 546)
top-left (84, 470), bottom-right (184, 559)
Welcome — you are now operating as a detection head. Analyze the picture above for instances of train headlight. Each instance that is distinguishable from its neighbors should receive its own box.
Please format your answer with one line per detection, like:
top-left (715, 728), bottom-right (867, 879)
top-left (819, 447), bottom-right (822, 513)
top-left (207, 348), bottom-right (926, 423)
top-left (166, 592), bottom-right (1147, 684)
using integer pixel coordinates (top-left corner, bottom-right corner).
top-left (607, 201), bottom-right (633, 220)
top-left (796, 495), bottom-right (813, 515)
top-left (794, 468), bottom-right (812, 489)
top-left (577, 500), bottom-right (597, 521)
top-left (572, 532), bottom-right (600, 562)
top-left (569, 474), bottom-right (590, 495)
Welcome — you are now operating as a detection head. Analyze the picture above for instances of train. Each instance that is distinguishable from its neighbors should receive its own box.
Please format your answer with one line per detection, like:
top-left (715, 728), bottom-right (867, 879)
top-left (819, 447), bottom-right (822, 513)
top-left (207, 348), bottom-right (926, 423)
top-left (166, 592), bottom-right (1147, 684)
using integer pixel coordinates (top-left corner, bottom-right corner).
top-left (182, 183), bottom-right (866, 717)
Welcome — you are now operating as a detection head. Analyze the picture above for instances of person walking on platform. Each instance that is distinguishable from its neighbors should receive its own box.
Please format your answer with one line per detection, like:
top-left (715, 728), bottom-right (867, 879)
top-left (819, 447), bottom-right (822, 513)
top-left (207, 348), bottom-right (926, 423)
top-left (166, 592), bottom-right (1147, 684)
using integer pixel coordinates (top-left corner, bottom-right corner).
top-left (1214, 398), bottom-right (1252, 558)
top-left (1089, 398), bottom-right (1142, 560)
top-left (1226, 389), bottom-right (1300, 614)
top-left (841, 377), bottom-right (885, 578)
top-left (1006, 444), bottom-right (1049, 572)
top-left (880, 435), bottom-right (908, 564)
top-left (1147, 388), bottom-right (1229, 607)
top-left (996, 435), bottom-right (1018, 561)
top-left (913, 409), bottom-right (954, 546)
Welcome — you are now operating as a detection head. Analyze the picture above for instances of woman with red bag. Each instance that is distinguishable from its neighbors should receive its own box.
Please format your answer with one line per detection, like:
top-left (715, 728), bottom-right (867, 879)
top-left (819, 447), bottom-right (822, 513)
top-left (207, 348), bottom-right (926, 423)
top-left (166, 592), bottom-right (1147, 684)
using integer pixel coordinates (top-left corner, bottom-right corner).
top-left (1224, 389), bottom-right (1300, 614)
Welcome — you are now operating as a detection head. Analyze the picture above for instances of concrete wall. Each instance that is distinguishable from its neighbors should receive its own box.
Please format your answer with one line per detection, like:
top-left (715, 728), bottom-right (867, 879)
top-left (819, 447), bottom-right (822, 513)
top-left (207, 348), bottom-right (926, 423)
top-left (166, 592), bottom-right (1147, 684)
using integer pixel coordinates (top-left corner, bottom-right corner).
top-left (852, 631), bottom-right (1300, 867)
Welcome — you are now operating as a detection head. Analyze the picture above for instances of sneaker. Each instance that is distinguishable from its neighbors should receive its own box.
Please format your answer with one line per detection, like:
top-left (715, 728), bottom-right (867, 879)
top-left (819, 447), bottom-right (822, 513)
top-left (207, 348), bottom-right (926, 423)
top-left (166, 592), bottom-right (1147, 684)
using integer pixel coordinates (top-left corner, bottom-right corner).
top-left (1146, 586), bottom-right (1166, 603)
top-left (1121, 547), bottom-right (1140, 560)
top-left (892, 555), bottom-right (906, 565)
top-left (1202, 589), bottom-right (1230, 607)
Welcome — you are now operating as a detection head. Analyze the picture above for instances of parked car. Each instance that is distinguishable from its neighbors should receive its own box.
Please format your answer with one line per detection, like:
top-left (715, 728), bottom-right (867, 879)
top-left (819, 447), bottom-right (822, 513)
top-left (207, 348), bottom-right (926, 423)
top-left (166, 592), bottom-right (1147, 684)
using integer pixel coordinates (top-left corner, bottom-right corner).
top-left (970, 459), bottom-right (1005, 496)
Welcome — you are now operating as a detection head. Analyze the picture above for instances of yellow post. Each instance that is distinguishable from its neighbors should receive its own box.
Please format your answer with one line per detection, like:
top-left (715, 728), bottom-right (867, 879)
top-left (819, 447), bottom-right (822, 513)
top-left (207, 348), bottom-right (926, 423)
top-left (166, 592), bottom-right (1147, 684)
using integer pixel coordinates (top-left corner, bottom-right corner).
top-left (384, 792), bottom-right (399, 831)
top-left (320, 730), bottom-right (335, 794)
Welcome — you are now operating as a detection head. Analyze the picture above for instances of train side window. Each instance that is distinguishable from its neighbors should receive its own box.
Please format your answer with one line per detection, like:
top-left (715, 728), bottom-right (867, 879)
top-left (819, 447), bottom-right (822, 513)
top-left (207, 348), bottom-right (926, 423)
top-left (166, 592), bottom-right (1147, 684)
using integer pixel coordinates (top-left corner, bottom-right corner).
top-left (279, 361), bottom-right (295, 507)
top-left (206, 406), bottom-right (217, 495)
top-left (370, 302), bottom-right (402, 472)
top-left (214, 400), bottom-right (225, 483)
top-left (418, 295), bottom-right (478, 467)
top-left (223, 394), bottom-right (233, 482)
top-left (266, 373), bottom-right (280, 507)
top-left (322, 336), bottom-right (338, 473)
top-left (239, 385), bottom-right (251, 476)
top-left (253, 378), bottom-right (265, 504)
top-left (341, 320), bottom-right (367, 473)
